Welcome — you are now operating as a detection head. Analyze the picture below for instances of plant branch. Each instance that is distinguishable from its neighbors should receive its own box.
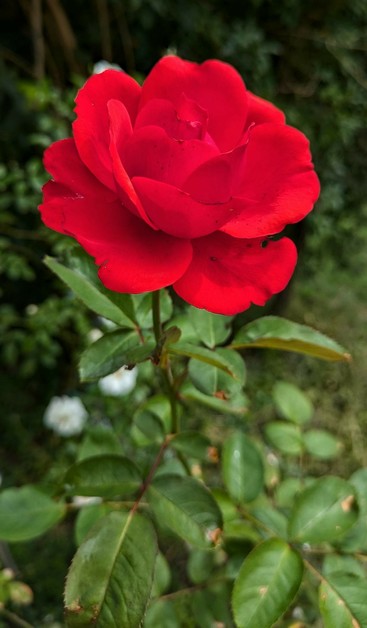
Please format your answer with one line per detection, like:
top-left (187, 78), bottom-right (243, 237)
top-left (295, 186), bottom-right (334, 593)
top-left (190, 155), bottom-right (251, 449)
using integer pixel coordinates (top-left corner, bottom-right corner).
top-left (0, 608), bottom-right (34, 628)
top-left (130, 435), bottom-right (173, 516)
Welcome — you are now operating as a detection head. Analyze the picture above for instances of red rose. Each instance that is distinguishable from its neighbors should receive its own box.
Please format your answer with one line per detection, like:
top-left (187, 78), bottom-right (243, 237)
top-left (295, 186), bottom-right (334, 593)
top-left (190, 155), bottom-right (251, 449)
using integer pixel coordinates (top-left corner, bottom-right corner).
top-left (40, 56), bottom-right (320, 315)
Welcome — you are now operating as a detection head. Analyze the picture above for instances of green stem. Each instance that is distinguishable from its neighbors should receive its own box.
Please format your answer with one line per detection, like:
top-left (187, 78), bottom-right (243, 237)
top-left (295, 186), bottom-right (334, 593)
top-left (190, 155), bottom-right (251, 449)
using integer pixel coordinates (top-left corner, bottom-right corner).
top-left (152, 290), bottom-right (162, 344)
top-left (0, 608), bottom-right (34, 628)
top-left (151, 290), bottom-right (189, 473)
top-left (162, 369), bottom-right (179, 433)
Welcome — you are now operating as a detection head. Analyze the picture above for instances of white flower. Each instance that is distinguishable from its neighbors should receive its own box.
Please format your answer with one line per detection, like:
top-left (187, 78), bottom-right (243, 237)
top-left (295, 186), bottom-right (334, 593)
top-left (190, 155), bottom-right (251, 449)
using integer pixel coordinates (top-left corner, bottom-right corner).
top-left (43, 396), bottom-right (88, 437)
top-left (98, 366), bottom-right (137, 397)
top-left (93, 60), bottom-right (122, 74)
top-left (72, 496), bottom-right (102, 507)
top-left (88, 328), bottom-right (103, 343)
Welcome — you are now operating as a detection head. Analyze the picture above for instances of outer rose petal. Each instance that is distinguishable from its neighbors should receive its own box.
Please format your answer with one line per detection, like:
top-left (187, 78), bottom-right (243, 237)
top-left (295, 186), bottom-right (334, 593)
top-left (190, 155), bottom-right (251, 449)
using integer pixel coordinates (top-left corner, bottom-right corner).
top-left (133, 177), bottom-right (232, 238)
top-left (140, 56), bottom-right (248, 151)
top-left (222, 123), bottom-right (320, 238)
top-left (73, 70), bottom-right (141, 190)
top-left (40, 184), bottom-right (192, 293)
top-left (173, 234), bottom-right (297, 315)
top-left (245, 92), bottom-right (286, 127)
top-left (43, 138), bottom-right (115, 201)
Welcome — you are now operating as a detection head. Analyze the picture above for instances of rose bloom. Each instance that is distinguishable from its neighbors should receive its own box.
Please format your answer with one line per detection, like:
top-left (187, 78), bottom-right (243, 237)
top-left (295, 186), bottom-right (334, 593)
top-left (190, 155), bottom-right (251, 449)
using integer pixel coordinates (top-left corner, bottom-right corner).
top-left (40, 56), bottom-right (320, 315)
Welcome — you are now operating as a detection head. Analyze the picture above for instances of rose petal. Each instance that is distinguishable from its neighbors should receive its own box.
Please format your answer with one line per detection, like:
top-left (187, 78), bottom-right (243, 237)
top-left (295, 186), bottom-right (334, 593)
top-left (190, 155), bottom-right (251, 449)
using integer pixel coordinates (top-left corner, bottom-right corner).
top-left (133, 176), bottom-right (233, 238)
top-left (40, 184), bottom-right (192, 293)
top-left (246, 92), bottom-right (286, 127)
top-left (108, 100), bottom-right (158, 229)
top-left (43, 138), bottom-right (115, 200)
top-left (135, 96), bottom-right (208, 141)
top-left (222, 123), bottom-right (320, 238)
top-left (123, 125), bottom-right (218, 187)
top-left (73, 70), bottom-right (141, 190)
top-left (140, 56), bottom-right (248, 151)
top-left (173, 233), bottom-right (297, 315)
top-left (182, 144), bottom-right (247, 203)
top-left (40, 182), bottom-right (68, 233)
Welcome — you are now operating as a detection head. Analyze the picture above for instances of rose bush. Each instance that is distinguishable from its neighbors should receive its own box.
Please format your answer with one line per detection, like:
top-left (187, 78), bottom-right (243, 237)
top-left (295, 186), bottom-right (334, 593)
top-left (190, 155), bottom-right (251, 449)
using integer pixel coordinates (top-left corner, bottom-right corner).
top-left (40, 56), bottom-right (320, 314)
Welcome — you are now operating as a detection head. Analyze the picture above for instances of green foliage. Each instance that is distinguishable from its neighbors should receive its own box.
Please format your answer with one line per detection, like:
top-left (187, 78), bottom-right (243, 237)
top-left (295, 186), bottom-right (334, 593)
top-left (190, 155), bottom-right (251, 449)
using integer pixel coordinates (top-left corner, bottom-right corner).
top-left (64, 455), bottom-right (142, 498)
top-left (147, 475), bottom-right (223, 549)
top-left (64, 511), bottom-right (157, 626)
top-left (0, 267), bottom-right (362, 626)
top-left (232, 539), bottom-right (304, 628)
top-left (231, 316), bottom-right (350, 361)
top-left (0, 487), bottom-right (66, 542)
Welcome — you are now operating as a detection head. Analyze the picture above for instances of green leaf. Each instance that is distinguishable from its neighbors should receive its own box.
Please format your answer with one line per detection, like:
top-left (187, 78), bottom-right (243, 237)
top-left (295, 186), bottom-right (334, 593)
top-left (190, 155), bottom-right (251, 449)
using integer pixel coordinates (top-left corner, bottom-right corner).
top-left (67, 249), bottom-right (136, 323)
top-left (222, 432), bottom-right (264, 503)
top-left (170, 432), bottom-right (213, 461)
top-left (188, 348), bottom-right (246, 397)
top-left (272, 381), bottom-right (314, 424)
top-left (275, 478), bottom-right (304, 508)
top-left (134, 395), bottom-right (172, 434)
top-left (181, 382), bottom-right (248, 416)
top-left (349, 469), bottom-right (367, 512)
top-left (232, 538), bottom-right (303, 628)
top-left (265, 422), bottom-right (303, 456)
top-left (189, 308), bottom-right (233, 348)
top-left (168, 314), bottom-right (198, 344)
top-left (131, 396), bottom-right (170, 446)
top-left (151, 552), bottom-right (171, 598)
top-left (79, 330), bottom-right (154, 381)
top-left (78, 426), bottom-right (122, 461)
top-left (329, 573), bottom-right (367, 626)
top-left (45, 255), bottom-right (135, 327)
top-left (65, 511), bottom-right (157, 627)
top-left (341, 470), bottom-right (367, 552)
top-left (64, 455), bottom-right (142, 497)
top-left (133, 290), bottom-right (173, 329)
top-left (288, 477), bottom-right (359, 543)
top-left (304, 429), bottom-right (343, 459)
top-left (251, 506), bottom-right (288, 538)
top-left (144, 599), bottom-right (179, 628)
top-left (131, 412), bottom-right (165, 447)
top-left (223, 520), bottom-right (261, 544)
top-left (187, 549), bottom-right (216, 584)
top-left (231, 316), bottom-right (350, 361)
top-left (168, 343), bottom-right (243, 379)
top-left (74, 503), bottom-right (111, 546)
top-left (147, 475), bottom-right (223, 549)
top-left (212, 489), bottom-right (238, 522)
top-left (0, 486), bottom-right (66, 542)
top-left (319, 581), bottom-right (357, 628)
top-left (323, 555), bottom-right (366, 579)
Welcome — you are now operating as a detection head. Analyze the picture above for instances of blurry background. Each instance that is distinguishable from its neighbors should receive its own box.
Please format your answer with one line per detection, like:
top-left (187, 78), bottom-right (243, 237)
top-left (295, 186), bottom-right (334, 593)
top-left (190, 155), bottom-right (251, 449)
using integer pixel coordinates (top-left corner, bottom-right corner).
top-left (1, 0), bottom-right (367, 623)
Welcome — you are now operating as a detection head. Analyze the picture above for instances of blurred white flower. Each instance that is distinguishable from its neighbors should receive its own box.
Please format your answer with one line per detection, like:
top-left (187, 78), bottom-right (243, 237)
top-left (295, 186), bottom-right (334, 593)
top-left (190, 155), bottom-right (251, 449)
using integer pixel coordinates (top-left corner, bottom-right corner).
top-left (72, 496), bottom-right (102, 507)
top-left (99, 317), bottom-right (117, 330)
top-left (43, 396), bottom-right (88, 437)
top-left (88, 328), bottom-right (103, 343)
top-left (98, 366), bottom-right (137, 397)
top-left (25, 304), bottom-right (38, 316)
top-left (93, 60), bottom-right (122, 74)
